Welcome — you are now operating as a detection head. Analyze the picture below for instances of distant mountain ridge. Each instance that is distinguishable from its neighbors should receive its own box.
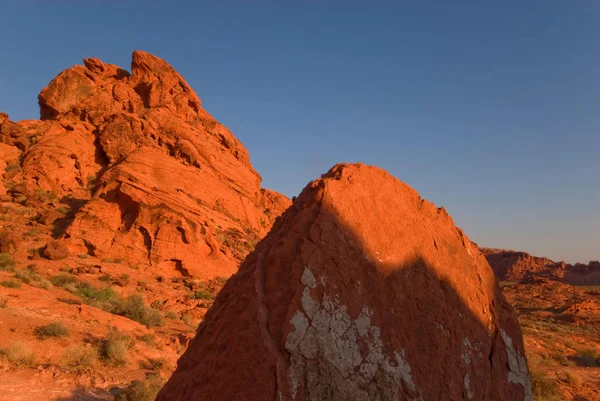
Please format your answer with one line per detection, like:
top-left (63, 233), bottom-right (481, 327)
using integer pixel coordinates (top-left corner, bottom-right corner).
top-left (480, 246), bottom-right (600, 284)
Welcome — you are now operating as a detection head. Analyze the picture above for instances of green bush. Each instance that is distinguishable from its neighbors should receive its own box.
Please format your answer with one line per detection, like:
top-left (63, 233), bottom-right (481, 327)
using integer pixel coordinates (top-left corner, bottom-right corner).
top-left (100, 330), bottom-right (131, 366)
top-left (50, 274), bottom-right (76, 287)
top-left (0, 279), bottom-right (21, 289)
top-left (0, 253), bottom-right (16, 271)
top-left (35, 322), bottom-right (69, 339)
top-left (165, 310), bottom-right (178, 319)
top-left (74, 282), bottom-right (117, 304)
top-left (61, 345), bottom-right (98, 370)
top-left (109, 295), bottom-right (163, 328)
top-left (192, 289), bottom-right (213, 301)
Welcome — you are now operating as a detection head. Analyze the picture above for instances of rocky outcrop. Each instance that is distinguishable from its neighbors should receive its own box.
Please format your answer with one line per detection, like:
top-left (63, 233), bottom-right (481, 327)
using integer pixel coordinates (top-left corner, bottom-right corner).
top-left (0, 51), bottom-right (290, 279)
top-left (481, 248), bottom-right (600, 285)
top-left (158, 164), bottom-right (531, 401)
top-left (480, 248), bottom-right (558, 281)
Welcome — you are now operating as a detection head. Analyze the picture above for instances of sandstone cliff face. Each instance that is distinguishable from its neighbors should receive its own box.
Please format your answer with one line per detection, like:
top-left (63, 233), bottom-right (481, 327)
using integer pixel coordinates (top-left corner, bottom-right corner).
top-left (0, 51), bottom-right (290, 279)
top-left (481, 248), bottom-right (600, 285)
top-left (158, 163), bottom-right (531, 401)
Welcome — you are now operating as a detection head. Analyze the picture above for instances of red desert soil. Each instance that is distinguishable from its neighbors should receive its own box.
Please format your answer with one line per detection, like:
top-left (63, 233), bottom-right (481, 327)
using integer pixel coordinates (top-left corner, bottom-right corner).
top-left (0, 50), bottom-right (289, 400)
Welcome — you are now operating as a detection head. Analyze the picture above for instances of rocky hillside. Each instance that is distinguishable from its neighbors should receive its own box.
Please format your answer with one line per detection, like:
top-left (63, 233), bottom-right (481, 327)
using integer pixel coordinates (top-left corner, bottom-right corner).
top-left (0, 51), bottom-right (289, 400)
top-left (158, 163), bottom-right (531, 401)
top-left (481, 248), bottom-right (600, 285)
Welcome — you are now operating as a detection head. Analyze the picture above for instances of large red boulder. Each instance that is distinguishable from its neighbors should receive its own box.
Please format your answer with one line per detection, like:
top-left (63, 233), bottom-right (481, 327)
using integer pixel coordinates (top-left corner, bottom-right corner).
top-left (157, 163), bottom-right (532, 401)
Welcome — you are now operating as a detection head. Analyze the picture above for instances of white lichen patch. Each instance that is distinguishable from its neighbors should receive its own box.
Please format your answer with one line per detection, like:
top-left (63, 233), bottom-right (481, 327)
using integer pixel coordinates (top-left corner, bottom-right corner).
top-left (284, 267), bottom-right (419, 400)
top-left (500, 329), bottom-right (533, 401)
top-left (461, 338), bottom-right (472, 365)
top-left (463, 373), bottom-right (473, 400)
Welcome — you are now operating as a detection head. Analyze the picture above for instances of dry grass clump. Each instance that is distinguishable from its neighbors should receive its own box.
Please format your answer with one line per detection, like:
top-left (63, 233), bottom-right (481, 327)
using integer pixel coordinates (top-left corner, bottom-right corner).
top-left (61, 345), bottom-right (98, 370)
top-left (35, 322), bottom-right (69, 339)
top-left (100, 330), bottom-right (132, 366)
top-left (115, 378), bottom-right (163, 401)
top-left (0, 342), bottom-right (35, 366)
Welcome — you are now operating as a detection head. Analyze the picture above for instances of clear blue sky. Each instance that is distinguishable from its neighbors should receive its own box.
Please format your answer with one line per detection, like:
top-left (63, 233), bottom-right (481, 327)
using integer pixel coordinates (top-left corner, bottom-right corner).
top-left (1, 2), bottom-right (598, 263)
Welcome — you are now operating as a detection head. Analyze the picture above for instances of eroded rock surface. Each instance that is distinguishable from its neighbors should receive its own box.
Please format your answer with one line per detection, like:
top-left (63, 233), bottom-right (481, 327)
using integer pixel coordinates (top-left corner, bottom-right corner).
top-left (157, 163), bottom-right (531, 401)
top-left (0, 51), bottom-right (290, 279)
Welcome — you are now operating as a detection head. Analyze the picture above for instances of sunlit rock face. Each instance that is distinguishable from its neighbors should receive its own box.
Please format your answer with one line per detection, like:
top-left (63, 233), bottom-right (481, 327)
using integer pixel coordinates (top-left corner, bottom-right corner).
top-left (157, 163), bottom-right (531, 401)
top-left (0, 50), bottom-right (290, 279)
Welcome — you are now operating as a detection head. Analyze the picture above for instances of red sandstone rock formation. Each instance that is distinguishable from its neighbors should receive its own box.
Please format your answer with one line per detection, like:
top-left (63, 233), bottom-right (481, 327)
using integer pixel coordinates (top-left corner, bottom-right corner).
top-left (0, 51), bottom-right (290, 279)
top-left (481, 248), bottom-right (600, 285)
top-left (157, 164), bottom-right (531, 401)
top-left (480, 248), bottom-right (558, 281)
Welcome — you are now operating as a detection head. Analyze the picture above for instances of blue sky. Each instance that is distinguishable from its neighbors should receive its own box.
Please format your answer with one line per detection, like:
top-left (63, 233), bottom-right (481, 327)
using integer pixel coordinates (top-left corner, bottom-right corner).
top-left (1, 2), bottom-right (598, 263)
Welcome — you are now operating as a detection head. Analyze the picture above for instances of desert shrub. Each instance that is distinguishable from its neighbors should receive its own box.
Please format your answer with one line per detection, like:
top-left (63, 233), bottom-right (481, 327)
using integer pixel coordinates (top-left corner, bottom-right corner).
top-left (109, 295), bottom-right (163, 328)
top-left (575, 349), bottom-right (599, 367)
top-left (113, 274), bottom-right (130, 287)
top-left (0, 253), bottom-right (16, 271)
top-left (115, 378), bottom-right (163, 401)
top-left (74, 282), bottom-right (117, 305)
top-left (530, 367), bottom-right (562, 401)
top-left (23, 229), bottom-right (39, 238)
top-left (98, 273), bottom-right (112, 282)
top-left (55, 207), bottom-right (69, 215)
top-left (61, 345), bottom-right (98, 370)
top-left (180, 314), bottom-right (194, 326)
top-left (5, 164), bottom-right (20, 172)
top-left (139, 334), bottom-right (156, 347)
top-left (0, 279), bottom-right (21, 288)
top-left (35, 189), bottom-right (58, 203)
top-left (35, 279), bottom-right (53, 290)
top-left (1, 342), bottom-right (35, 366)
top-left (215, 276), bottom-right (228, 285)
top-left (35, 322), bottom-right (69, 339)
top-left (100, 330), bottom-right (131, 366)
top-left (143, 357), bottom-right (165, 371)
top-left (50, 274), bottom-right (76, 287)
top-left (150, 299), bottom-right (166, 309)
top-left (77, 253), bottom-right (89, 259)
top-left (165, 310), bottom-right (177, 319)
top-left (192, 289), bottom-right (213, 301)
top-left (13, 270), bottom-right (32, 284)
top-left (557, 369), bottom-right (582, 389)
